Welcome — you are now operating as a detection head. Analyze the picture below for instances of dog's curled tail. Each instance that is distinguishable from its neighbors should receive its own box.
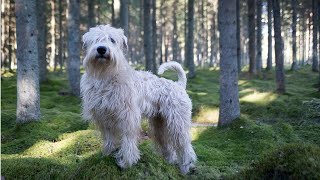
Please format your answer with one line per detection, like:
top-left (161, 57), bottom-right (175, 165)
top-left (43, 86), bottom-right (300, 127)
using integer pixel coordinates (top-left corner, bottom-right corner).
top-left (158, 61), bottom-right (187, 89)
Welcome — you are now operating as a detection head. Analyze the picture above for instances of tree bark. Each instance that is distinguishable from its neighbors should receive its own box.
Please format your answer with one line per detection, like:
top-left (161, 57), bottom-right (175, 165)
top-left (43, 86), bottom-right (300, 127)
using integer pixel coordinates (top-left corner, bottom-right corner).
top-left (172, 0), bottom-right (180, 63)
top-left (143, 0), bottom-right (155, 73)
top-left (266, 0), bottom-right (273, 71)
top-left (50, 0), bottom-right (56, 70)
top-left (210, 5), bottom-right (217, 67)
top-left (120, 0), bottom-right (129, 36)
top-left (58, 0), bottom-right (63, 71)
top-left (302, 12), bottom-right (306, 66)
top-left (248, 0), bottom-right (256, 75)
top-left (256, 0), bottom-right (262, 72)
top-left (37, 0), bottom-right (47, 83)
top-left (87, 0), bottom-right (95, 29)
top-left (291, 0), bottom-right (298, 70)
top-left (151, 0), bottom-right (157, 71)
top-left (15, 0), bottom-right (41, 123)
top-left (312, 0), bottom-right (319, 72)
top-left (111, 0), bottom-right (115, 26)
top-left (186, 0), bottom-right (196, 78)
top-left (236, 0), bottom-right (241, 73)
top-left (218, 0), bottom-right (240, 127)
top-left (67, 0), bottom-right (81, 96)
top-left (273, 0), bottom-right (286, 94)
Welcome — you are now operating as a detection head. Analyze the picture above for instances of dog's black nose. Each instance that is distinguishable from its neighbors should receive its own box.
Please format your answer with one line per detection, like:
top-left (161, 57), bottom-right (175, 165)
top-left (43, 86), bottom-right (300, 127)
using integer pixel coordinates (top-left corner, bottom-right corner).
top-left (97, 46), bottom-right (107, 55)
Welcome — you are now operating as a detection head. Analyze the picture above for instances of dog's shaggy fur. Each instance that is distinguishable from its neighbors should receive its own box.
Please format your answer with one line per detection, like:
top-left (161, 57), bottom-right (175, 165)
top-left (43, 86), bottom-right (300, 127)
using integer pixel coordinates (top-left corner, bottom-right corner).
top-left (80, 25), bottom-right (196, 174)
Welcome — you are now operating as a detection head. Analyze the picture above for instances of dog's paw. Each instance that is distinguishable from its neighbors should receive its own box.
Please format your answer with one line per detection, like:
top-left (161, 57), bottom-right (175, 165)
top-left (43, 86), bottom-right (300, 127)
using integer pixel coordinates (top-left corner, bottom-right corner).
top-left (164, 153), bottom-right (178, 165)
top-left (115, 150), bottom-right (140, 168)
top-left (179, 162), bottom-right (196, 175)
top-left (102, 144), bottom-right (117, 156)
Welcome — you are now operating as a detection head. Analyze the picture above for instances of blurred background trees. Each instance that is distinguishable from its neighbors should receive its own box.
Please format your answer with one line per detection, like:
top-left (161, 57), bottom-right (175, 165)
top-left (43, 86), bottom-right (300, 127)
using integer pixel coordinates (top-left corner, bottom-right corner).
top-left (2, 0), bottom-right (319, 75)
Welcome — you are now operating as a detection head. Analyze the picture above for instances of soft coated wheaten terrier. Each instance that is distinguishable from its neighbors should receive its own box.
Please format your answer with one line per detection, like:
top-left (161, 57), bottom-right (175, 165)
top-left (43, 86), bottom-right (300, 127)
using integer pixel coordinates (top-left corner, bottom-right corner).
top-left (80, 24), bottom-right (196, 174)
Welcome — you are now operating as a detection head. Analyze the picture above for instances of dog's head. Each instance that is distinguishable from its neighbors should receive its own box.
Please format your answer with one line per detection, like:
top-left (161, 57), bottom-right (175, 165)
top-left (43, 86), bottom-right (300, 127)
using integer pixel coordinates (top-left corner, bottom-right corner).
top-left (82, 25), bottom-right (128, 74)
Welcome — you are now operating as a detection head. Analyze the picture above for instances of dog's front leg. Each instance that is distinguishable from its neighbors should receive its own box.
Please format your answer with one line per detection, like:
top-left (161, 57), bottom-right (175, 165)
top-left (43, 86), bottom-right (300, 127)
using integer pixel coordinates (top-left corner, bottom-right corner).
top-left (102, 128), bottom-right (118, 156)
top-left (115, 109), bottom-right (141, 169)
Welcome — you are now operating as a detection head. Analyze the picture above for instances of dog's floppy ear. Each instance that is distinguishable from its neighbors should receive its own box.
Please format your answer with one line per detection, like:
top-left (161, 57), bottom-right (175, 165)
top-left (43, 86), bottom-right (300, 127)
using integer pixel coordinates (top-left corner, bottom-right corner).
top-left (122, 36), bottom-right (128, 50)
top-left (117, 28), bottom-right (128, 50)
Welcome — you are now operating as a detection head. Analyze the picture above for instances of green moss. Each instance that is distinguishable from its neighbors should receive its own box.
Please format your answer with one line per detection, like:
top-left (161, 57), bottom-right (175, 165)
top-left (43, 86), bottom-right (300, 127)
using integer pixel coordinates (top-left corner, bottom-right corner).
top-left (236, 144), bottom-right (320, 179)
top-left (1, 66), bottom-right (320, 179)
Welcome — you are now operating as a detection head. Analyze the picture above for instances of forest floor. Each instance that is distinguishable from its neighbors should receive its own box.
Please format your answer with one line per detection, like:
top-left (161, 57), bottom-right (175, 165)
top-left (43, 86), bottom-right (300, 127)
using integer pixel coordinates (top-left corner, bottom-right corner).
top-left (1, 65), bottom-right (320, 179)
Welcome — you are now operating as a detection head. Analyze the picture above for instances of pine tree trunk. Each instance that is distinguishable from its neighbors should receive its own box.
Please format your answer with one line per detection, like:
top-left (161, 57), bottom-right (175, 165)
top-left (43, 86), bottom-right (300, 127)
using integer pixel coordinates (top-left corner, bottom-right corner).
top-left (37, 0), bottom-right (47, 83)
top-left (143, 0), bottom-right (155, 73)
top-left (88, 0), bottom-right (95, 29)
top-left (111, 0), bottom-right (115, 26)
top-left (266, 0), bottom-right (273, 71)
top-left (236, 0), bottom-right (241, 73)
top-left (151, 0), bottom-right (157, 72)
top-left (210, 8), bottom-right (217, 67)
top-left (218, 0), bottom-right (240, 127)
top-left (67, 0), bottom-right (80, 96)
top-left (8, 0), bottom-right (15, 72)
top-left (312, 0), bottom-right (319, 72)
top-left (186, 0), bottom-right (195, 78)
top-left (172, 0), bottom-right (179, 63)
top-left (302, 12), bottom-right (306, 66)
top-left (248, 0), bottom-right (256, 75)
top-left (273, 0), bottom-right (286, 94)
top-left (15, 0), bottom-right (41, 123)
top-left (120, 0), bottom-right (129, 36)
top-left (256, 0), bottom-right (262, 72)
top-left (58, 0), bottom-right (63, 71)
top-left (50, 0), bottom-right (56, 70)
top-left (291, 0), bottom-right (298, 70)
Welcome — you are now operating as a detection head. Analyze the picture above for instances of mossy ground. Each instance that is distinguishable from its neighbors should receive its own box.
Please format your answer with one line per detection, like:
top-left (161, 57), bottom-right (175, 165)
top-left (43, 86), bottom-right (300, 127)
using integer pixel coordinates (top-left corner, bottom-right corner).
top-left (1, 66), bottom-right (320, 179)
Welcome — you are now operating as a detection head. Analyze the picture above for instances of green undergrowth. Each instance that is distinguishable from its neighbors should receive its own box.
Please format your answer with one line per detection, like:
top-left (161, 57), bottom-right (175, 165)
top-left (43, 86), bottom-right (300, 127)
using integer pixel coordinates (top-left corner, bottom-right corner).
top-left (2, 66), bottom-right (320, 179)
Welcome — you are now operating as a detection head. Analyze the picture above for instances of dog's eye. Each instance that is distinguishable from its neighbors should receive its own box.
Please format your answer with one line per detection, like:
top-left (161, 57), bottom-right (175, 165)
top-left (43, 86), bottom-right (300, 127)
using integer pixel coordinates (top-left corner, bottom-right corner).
top-left (110, 37), bottom-right (115, 44)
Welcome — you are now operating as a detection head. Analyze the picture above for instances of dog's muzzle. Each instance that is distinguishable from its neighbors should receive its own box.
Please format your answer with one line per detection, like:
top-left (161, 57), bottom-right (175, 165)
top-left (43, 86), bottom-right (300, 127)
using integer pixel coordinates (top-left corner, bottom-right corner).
top-left (95, 46), bottom-right (111, 60)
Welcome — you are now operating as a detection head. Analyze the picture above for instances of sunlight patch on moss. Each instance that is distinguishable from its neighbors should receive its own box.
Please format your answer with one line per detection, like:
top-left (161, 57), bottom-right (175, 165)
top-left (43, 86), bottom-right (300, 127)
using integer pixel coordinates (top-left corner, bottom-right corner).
top-left (240, 92), bottom-right (277, 104)
top-left (22, 130), bottom-right (97, 157)
top-left (1, 71), bottom-right (15, 77)
top-left (194, 106), bottom-right (219, 123)
top-left (190, 127), bottom-right (210, 141)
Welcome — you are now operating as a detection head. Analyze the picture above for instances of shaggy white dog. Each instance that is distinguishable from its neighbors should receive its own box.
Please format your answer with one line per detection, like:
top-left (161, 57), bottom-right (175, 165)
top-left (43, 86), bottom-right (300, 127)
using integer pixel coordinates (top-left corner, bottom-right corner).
top-left (80, 25), bottom-right (196, 174)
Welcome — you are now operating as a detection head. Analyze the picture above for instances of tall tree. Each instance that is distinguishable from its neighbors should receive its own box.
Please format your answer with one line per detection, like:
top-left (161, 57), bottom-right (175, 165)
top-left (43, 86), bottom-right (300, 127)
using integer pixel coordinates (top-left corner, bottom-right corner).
top-left (312, 0), bottom-right (319, 72)
top-left (143, 0), bottom-right (156, 73)
top-left (87, 0), bottom-right (95, 29)
top-left (218, 0), bottom-right (240, 127)
top-left (266, 0), bottom-right (273, 71)
top-left (151, 0), bottom-right (157, 71)
top-left (273, 0), bottom-right (286, 94)
top-left (111, 0), bottom-right (115, 26)
top-left (58, 0), bottom-right (64, 71)
top-left (210, 2), bottom-right (217, 67)
top-left (15, 0), bottom-right (41, 123)
top-left (37, 0), bottom-right (47, 83)
top-left (301, 11), bottom-right (306, 66)
top-left (67, 0), bottom-right (80, 96)
top-left (256, 0), bottom-right (262, 72)
top-left (185, 0), bottom-right (196, 78)
top-left (248, 0), bottom-right (256, 75)
top-left (291, 0), bottom-right (298, 70)
top-left (236, 0), bottom-right (241, 73)
top-left (120, 0), bottom-right (129, 36)
top-left (50, 0), bottom-right (56, 69)
top-left (172, 0), bottom-right (180, 63)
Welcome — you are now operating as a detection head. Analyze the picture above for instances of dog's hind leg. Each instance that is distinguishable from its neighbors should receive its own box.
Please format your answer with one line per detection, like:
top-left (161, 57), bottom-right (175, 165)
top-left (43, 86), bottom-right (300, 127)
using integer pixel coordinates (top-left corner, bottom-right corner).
top-left (149, 115), bottom-right (177, 164)
top-left (163, 112), bottom-right (197, 174)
